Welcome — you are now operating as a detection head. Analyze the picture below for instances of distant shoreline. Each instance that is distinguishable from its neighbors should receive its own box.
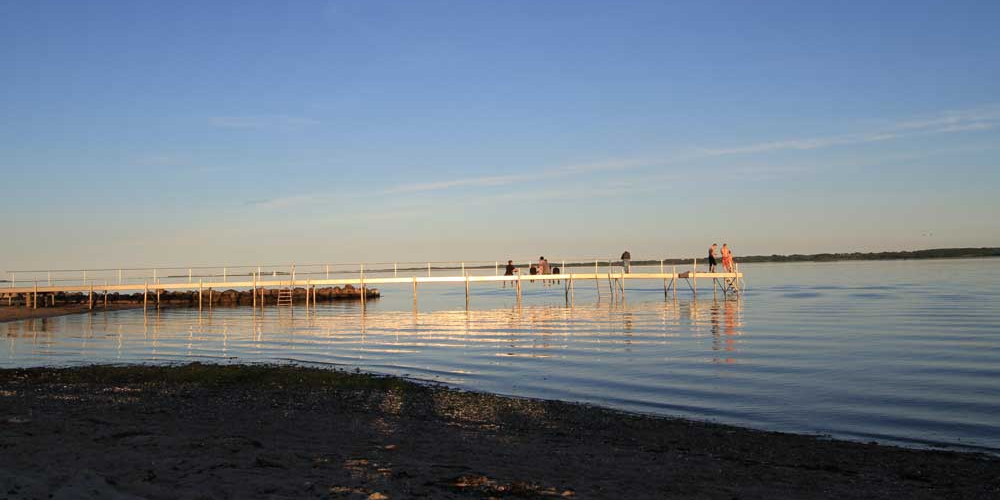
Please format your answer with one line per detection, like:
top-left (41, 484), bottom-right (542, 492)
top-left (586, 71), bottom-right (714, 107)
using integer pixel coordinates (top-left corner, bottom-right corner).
top-left (633, 247), bottom-right (1000, 267)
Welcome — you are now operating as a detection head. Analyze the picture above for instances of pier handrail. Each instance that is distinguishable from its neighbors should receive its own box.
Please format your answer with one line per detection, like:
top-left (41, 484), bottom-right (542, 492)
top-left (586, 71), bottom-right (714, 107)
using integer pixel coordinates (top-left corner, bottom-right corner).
top-left (6, 256), bottom-right (737, 288)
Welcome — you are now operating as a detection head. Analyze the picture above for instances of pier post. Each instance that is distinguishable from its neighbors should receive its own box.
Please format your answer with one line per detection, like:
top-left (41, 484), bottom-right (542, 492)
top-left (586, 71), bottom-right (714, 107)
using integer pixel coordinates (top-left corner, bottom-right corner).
top-left (326, 265), bottom-right (330, 280)
top-left (516, 274), bottom-right (522, 301)
top-left (360, 267), bottom-right (366, 310)
top-left (118, 269), bottom-right (122, 285)
top-left (465, 274), bottom-right (470, 309)
top-left (7, 272), bottom-right (12, 306)
top-left (570, 276), bottom-right (574, 305)
top-left (199, 280), bottom-right (203, 312)
top-left (188, 268), bottom-right (192, 283)
top-left (253, 272), bottom-right (257, 309)
top-left (427, 262), bottom-right (431, 277)
top-left (33, 281), bottom-right (37, 309)
top-left (156, 288), bottom-right (160, 308)
top-left (88, 284), bottom-right (93, 310)
top-left (412, 277), bottom-right (417, 308)
top-left (672, 266), bottom-right (677, 297)
top-left (209, 288), bottom-right (213, 309)
top-left (495, 261), bottom-right (498, 276)
top-left (594, 259), bottom-right (600, 299)
top-left (143, 281), bottom-right (148, 310)
top-left (103, 283), bottom-right (108, 310)
top-left (693, 259), bottom-right (698, 296)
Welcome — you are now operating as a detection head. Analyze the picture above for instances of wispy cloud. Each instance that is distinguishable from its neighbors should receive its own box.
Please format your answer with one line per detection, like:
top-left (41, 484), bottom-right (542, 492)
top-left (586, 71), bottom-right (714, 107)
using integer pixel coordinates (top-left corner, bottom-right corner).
top-left (209, 115), bottom-right (320, 129)
top-left (379, 158), bottom-right (668, 196)
top-left (246, 191), bottom-right (362, 209)
top-left (375, 106), bottom-right (998, 196)
top-left (247, 105), bottom-right (998, 210)
top-left (380, 173), bottom-right (540, 195)
top-left (699, 105), bottom-right (998, 157)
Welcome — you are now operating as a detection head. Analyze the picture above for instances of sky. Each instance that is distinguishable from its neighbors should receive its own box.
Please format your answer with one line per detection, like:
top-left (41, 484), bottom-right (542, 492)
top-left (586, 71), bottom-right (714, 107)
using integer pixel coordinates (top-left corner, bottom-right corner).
top-left (1, 0), bottom-right (999, 271)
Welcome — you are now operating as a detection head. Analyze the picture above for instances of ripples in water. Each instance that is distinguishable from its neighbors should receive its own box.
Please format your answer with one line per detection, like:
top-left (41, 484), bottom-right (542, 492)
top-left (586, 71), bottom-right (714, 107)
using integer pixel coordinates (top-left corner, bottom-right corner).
top-left (3, 259), bottom-right (999, 453)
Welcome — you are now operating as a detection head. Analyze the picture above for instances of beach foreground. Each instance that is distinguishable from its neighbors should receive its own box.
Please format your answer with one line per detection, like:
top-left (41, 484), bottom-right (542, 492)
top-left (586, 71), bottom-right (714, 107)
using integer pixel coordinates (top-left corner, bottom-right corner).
top-left (0, 364), bottom-right (997, 499)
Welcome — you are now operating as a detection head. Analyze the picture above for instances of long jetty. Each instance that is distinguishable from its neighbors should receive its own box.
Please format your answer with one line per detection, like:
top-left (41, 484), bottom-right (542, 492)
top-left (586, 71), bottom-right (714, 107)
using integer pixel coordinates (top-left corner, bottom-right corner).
top-left (3, 258), bottom-right (743, 310)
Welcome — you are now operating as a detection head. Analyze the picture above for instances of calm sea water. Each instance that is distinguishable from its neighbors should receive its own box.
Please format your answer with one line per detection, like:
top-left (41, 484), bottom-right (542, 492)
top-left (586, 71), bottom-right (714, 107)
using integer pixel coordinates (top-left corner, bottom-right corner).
top-left (3, 259), bottom-right (999, 452)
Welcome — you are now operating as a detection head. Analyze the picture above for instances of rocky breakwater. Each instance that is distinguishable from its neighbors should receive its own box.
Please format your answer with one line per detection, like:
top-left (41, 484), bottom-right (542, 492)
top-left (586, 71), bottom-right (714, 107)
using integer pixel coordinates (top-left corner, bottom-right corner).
top-left (37, 285), bottom-right (378, 307)
top-left (209, 285), bottom-right (379, 306)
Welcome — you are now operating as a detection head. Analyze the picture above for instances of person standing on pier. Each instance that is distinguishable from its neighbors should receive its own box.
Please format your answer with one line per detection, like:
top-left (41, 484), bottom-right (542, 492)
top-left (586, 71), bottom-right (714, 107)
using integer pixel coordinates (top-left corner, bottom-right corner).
top-left (504, 260), bottom-right (516, 276)
top-left (721, 244), bottom-right (734, 273)
top-left (502, 260), bottom-right (517, 288)
top-left (621, 250), bottom-right (632, 274)
top-left (708, 244), bottom-right (718, 272)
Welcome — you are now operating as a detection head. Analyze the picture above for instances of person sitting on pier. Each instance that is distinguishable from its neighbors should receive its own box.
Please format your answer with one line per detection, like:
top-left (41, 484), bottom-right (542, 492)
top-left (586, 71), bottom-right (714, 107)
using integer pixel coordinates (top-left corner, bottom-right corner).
top-left (552, 266), bottom-right (561, 285)
top-left (708, 244), bottom-right (718, 273)
top-left (721, 244), bottom-right (734, 273)
top-left (529, 264), bottom-right (538, 276)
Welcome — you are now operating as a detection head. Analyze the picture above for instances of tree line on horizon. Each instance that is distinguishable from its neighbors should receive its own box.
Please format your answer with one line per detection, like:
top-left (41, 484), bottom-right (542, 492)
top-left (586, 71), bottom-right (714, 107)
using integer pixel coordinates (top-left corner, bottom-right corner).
top-left (629, 247), bottom-right (1000, 266)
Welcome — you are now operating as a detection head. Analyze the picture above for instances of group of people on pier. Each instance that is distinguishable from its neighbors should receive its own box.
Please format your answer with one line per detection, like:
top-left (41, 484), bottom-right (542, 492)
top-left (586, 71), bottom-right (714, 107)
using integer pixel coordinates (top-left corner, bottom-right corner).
top-left (499, 245), bottom-right (734, 284)
top-left (707, 243), bottom-right (735, 273)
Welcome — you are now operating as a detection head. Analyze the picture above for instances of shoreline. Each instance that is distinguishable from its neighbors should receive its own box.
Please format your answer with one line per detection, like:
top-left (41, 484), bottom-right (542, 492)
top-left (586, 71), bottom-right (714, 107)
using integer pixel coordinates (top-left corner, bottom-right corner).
top-left (1, 363), bottom-right (996, 499)
top-left (0, 303), bottom-right (148, 323)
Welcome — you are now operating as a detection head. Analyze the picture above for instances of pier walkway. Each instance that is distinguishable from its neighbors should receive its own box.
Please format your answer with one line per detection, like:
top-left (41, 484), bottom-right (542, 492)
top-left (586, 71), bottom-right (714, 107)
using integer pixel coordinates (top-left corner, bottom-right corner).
top-left (3, 259), bottom-right (743, 310)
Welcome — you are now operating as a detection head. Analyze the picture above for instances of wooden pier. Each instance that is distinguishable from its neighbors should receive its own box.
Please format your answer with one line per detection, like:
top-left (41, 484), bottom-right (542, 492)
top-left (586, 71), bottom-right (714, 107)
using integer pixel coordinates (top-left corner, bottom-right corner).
top-left (3, 260), bottom-right (743, 311)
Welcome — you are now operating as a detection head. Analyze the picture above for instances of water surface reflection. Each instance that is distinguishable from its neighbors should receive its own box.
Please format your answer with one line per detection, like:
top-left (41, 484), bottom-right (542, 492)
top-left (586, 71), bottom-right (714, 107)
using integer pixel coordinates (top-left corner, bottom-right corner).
top-left (4, 259), bottom-right (1000, 453)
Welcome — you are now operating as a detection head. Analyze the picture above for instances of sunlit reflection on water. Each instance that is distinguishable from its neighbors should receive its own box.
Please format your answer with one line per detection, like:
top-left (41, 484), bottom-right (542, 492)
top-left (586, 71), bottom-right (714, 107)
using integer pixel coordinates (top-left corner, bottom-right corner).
top-left (3, 260), bottom-right (1000, 453)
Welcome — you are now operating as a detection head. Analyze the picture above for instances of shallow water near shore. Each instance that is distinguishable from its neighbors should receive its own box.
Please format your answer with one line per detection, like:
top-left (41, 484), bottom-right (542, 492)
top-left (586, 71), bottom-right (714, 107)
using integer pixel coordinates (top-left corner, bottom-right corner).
top-left (3, 258), bottom-right (999, 453)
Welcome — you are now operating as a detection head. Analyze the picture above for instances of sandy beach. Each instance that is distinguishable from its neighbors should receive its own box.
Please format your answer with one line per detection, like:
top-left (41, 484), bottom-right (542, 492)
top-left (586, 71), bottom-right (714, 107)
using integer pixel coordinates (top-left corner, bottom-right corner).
top-left (0, 364), bottom-right (996, 499)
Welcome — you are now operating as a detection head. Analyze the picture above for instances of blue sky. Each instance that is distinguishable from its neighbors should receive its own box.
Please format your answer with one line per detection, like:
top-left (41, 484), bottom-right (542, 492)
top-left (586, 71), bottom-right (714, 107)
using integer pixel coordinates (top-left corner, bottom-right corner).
top-left (2, 0), bottom-right (999, 270)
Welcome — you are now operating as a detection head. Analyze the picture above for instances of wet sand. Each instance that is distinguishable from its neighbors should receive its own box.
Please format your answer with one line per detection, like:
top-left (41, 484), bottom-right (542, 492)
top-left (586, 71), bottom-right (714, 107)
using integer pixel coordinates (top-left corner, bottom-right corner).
top-left (0, 364), bottom-right (997, 499)
top-left (0, 303), bottom-right (145, 323)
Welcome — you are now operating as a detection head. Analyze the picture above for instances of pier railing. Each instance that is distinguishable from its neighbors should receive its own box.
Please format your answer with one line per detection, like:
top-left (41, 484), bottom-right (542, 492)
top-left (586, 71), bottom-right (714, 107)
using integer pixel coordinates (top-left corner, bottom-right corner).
top-left (4, 257), bottom-right (718, 289)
